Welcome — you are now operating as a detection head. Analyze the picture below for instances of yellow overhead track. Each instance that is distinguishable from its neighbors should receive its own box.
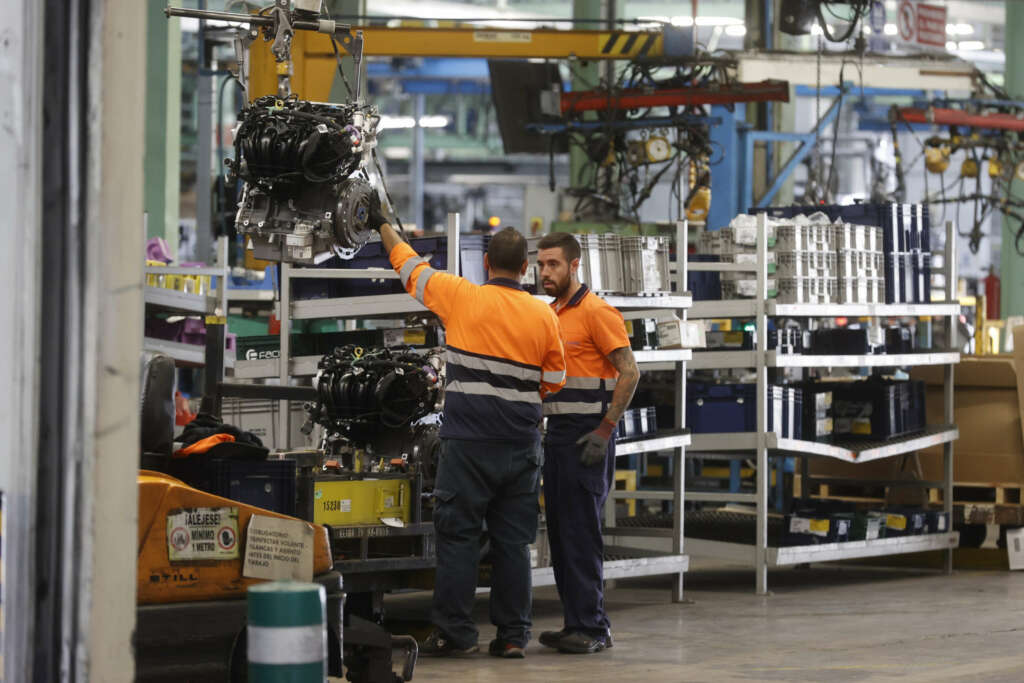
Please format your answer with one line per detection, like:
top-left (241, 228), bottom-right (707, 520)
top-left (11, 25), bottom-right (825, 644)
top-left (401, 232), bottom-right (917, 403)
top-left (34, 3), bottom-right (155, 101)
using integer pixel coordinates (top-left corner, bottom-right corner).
top-left (249, 26), bottom-right (669, 100)
top-left (351, 26), bottom-right (665, 59)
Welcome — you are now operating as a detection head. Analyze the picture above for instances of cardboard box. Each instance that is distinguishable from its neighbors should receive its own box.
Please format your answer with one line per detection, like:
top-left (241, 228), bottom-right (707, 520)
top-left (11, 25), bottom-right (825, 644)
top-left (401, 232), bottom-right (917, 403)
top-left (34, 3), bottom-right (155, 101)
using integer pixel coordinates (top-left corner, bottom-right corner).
top-left (1007, 528), bottom-right (1024, 570)
top-left (657, 319), bottom-right (706, 349)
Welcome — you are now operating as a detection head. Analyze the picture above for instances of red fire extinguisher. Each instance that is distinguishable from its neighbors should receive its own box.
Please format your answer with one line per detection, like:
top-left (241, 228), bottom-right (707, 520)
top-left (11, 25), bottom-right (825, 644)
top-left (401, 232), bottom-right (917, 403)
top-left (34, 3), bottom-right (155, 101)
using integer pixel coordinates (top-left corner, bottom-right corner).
top-left (984, 267), bottom-right (1001, 320)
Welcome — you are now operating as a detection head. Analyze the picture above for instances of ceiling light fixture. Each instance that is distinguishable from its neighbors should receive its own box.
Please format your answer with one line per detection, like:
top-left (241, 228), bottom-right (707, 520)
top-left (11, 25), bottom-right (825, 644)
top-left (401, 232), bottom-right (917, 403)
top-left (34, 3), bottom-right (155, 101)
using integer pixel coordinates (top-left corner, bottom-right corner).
top-left (378, 115), bottom-right (451, 131)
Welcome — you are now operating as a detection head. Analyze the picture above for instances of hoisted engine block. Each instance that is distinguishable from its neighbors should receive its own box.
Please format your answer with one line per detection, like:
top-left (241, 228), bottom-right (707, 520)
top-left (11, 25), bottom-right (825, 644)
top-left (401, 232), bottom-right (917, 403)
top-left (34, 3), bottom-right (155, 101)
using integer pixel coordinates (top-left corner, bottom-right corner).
top-left (231, 96), bottom-right (382, 263)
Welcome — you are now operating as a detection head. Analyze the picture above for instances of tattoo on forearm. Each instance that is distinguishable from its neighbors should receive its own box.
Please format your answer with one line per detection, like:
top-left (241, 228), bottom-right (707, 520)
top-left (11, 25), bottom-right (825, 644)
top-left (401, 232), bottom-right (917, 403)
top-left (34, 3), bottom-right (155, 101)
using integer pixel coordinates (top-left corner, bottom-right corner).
top-left (604, 346), bottom-right (640, 425)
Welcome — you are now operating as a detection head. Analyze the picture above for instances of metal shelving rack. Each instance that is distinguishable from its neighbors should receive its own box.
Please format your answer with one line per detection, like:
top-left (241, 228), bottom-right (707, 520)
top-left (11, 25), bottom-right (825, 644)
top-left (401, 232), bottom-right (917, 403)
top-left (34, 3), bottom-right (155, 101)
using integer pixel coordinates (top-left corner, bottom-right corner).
top-left (573, 221), bottom-right (693, 600)
top-left (686, 214), bottom-right (960, 594)
top-left (143, 237), bottom-right (231, 369)
top-left (142, 336), bottom-right (235, 369)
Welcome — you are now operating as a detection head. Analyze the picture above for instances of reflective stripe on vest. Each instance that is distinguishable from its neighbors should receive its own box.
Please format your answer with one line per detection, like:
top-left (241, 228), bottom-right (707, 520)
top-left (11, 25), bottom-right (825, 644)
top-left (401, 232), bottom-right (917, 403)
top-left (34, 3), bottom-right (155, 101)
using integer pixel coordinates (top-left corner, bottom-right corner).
top-left (399, 256), bottom-right (429, 287)
top-left (543, 368), bottom-right (567, 384)
top-left (415, 267), bottom-right (438, 303)
top-left (563, 376), bottom-right (618, 391)
top-left (447, 380), bottom-right (542, 405)
top-left (446, 348), bottom-right (542, 384)
top-left (543, 400), bottom-right (604, 416)
top-left (543, 375), bottom-right (615, 416)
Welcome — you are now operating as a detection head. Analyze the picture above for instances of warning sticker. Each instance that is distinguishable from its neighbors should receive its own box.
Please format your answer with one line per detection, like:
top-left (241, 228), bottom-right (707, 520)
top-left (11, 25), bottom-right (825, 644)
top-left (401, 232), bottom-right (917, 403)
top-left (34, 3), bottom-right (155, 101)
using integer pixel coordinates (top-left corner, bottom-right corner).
top-left (789, 517), bottom-right (830, 537)
top-left (166, 507), bottom-right (240, 562)
top-left (243, 514), bottom-right (314, 582)
top-left (383, 327), bottom-right (427, 347)
top-left (473, 31), bottom-right (532, 43)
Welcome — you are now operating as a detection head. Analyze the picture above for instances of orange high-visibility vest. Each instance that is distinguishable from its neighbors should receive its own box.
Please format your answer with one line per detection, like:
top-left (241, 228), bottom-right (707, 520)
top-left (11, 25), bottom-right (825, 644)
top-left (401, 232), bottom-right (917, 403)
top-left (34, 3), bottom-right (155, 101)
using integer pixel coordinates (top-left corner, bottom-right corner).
top-left (390, 241), bottom-right (566, 441)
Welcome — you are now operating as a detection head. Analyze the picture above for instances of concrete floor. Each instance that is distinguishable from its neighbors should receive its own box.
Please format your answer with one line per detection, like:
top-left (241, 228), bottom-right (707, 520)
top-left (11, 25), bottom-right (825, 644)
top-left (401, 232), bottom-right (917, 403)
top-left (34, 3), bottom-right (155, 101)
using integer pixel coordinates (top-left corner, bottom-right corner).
top-left (381, 560), bottom-right (1024, 682)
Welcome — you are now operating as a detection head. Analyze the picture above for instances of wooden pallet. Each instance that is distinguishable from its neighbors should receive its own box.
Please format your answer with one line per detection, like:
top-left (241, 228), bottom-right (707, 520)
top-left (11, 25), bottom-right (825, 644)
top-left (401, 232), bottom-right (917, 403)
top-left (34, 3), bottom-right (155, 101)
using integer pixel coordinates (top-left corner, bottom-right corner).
top-left (794, 475), bottom-right (887, 502)
top-left (961, 503), bottom-right (1024, 526)
top-left (795, 475), bottom-right (1024, 525)
top-left (927, 482), bottom-right (1023, 506)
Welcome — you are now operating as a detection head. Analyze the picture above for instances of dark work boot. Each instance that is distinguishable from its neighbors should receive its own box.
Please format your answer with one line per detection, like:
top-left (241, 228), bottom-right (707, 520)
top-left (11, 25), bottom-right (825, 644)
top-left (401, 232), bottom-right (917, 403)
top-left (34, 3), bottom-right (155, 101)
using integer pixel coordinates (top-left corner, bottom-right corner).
top-left (557, 631), bottom-right (611, 654)
top-left (539, 629), bottom-right (569, 649)
top-left (488, 638), bottom-right (526, 659)
top-left (420, 629), bottom-right (478, 657)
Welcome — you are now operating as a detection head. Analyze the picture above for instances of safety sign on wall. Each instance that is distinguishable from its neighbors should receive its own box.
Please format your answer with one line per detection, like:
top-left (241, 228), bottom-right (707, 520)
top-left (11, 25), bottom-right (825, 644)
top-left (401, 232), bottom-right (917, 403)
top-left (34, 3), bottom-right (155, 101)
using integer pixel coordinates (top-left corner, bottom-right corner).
top-left (243, 514), bottom-right (314, 582)
top-left (166, 506), bottom-right (240, 561)
top-left (896, 0), bottom-right (947, 49)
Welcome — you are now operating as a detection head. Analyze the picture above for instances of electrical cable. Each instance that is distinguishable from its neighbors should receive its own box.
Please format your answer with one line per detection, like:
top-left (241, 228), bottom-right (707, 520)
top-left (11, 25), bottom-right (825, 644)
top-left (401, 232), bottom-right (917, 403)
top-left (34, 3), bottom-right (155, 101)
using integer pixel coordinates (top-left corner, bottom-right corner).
top-left (817, 0), bottom-right (869, 43)
top-left (320, 0), bottom-right (355, 100)
top-left (371, 147), bottom-right (406, 236)
top-left (823, 62), bottom-right (852, 203)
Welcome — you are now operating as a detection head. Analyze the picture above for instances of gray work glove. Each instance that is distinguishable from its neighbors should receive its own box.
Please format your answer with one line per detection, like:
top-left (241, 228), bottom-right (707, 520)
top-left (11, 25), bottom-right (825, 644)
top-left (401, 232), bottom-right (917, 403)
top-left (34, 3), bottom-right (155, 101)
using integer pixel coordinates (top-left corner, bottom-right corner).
top-left (576, 419), bottom-right (615, 467)
top-left (366, 192), bottom-right (388, 233)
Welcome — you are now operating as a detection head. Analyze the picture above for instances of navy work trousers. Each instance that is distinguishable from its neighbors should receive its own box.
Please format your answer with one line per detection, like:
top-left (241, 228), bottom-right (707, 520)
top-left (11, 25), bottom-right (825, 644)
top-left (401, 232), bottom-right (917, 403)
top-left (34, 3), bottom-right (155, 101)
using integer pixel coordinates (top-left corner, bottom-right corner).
top-left (543, 427), bottom-right (616, 637)
top-left (431, 437), bottom-right (541, 649)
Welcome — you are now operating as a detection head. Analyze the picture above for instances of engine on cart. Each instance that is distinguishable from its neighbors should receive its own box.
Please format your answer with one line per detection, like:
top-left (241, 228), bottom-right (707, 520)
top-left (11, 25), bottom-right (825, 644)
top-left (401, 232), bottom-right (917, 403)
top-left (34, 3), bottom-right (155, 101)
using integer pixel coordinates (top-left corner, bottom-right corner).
top-left (305, 344), bottom-right (445, 484)
top-left (230, 95), bottom-right (383, 264)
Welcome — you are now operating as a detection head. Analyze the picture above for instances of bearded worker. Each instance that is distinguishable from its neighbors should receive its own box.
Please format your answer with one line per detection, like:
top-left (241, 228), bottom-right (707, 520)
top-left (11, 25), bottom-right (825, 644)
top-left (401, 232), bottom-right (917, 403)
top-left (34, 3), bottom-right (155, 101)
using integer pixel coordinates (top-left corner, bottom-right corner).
top-left (535, 231), bottom-right (640, 654)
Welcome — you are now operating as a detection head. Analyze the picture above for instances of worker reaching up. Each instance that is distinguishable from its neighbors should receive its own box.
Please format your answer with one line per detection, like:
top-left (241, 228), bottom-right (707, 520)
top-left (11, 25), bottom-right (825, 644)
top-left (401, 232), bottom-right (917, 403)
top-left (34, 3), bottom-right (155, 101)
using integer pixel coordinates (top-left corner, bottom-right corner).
top-left (536, 231), bottom-right (640, 654)
top-left (370, 197), bottom-right (566, 659)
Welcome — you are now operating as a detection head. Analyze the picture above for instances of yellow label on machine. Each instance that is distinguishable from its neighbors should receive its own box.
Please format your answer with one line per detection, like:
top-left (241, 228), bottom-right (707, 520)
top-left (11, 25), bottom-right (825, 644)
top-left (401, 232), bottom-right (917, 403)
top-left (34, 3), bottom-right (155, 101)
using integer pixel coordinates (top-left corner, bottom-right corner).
top-left (624, 320), bottom-right (634, 336)
top-left (809, 519), bottom-right (830, 534)
top-left (404, 329), bottom-right (427, 345)
top-left (886, 514), bottom-right (907, 531)
top-left (314, 479), bottom-right (411, 526)
top-left (851, 420), bottom-right (872, 435)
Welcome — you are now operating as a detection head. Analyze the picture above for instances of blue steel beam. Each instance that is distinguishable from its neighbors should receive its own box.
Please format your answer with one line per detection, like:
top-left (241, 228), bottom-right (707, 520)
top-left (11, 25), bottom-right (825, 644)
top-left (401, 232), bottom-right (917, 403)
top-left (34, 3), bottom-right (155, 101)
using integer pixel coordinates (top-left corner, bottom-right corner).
top-left (707, 104), bottom-right (744, 231)
top-left (366, 57), bottom-right (491, 95)
top-left (794, 84), bottom-right (926, 98)
top-left (397, 81), bottom-right (489, 95)
top-left (745, 93), bottom-right (843, 209)
top-left (855, 102), bottom-right (934, 132)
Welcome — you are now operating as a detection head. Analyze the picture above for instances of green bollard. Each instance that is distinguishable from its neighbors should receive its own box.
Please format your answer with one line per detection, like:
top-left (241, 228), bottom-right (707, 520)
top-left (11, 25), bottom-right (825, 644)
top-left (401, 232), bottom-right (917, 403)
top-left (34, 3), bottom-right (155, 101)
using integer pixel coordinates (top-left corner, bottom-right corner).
top-left (247, 581), bottom-right (327, 682)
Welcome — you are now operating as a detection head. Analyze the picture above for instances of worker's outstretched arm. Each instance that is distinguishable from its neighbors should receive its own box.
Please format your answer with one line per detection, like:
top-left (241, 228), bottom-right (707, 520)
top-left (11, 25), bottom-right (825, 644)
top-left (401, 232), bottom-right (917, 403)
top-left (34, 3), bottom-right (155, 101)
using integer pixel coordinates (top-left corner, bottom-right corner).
top-left (370, 196), bottom-right (467, 324)
top-left (379, 220), bottom-right (403, 253)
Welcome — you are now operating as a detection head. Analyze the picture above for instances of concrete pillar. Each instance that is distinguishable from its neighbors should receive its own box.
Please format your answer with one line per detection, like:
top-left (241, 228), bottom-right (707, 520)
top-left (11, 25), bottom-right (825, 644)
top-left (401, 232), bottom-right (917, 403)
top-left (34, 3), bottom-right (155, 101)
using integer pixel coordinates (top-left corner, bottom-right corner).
top-left (144, 0), bottom-right (181, 256)
top-left (0, 0), bottom-right (44, 679)
top-left (1001, 1), bottom-right (1024, 317)
top-left (85, 0), bottom-right (146, 678)
top-left (569, 0), bottom-right (605, 193)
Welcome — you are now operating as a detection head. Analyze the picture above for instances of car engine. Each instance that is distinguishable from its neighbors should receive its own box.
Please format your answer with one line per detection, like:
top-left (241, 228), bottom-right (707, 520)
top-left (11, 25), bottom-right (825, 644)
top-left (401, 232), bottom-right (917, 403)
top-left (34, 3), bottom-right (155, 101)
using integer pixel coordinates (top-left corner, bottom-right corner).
top-left (230, 95), bottom-right (384, 264)
top-left (305, 345), bottom-right (445, 484)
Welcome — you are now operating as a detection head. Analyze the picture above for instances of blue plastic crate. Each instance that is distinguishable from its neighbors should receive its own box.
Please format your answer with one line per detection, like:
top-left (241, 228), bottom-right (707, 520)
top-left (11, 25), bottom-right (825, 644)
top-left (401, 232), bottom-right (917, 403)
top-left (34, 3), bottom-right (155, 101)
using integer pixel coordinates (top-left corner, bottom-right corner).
top-left (210, 459), bottom-right (296, 516)
top-left (686, 255), bottom-right (721, 302)
top-left (687, 382), bottom-right (756, 434)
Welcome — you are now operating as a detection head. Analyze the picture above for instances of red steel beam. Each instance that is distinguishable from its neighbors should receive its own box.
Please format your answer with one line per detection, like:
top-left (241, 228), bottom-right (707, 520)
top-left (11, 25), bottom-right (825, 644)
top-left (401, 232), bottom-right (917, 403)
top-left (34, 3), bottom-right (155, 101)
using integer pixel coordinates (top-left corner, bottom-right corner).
top-left (897, 107), bottom-right (1024, 132)
top-left (561, 79), bottom-right (790, 114)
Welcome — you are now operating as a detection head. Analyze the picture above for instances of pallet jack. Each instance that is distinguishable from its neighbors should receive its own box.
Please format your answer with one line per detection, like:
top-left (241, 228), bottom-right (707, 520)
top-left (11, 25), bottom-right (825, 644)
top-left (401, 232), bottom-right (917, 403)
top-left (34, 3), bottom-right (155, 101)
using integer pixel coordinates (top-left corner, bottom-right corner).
top-left (135, 355), bottom-right (417, 682)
